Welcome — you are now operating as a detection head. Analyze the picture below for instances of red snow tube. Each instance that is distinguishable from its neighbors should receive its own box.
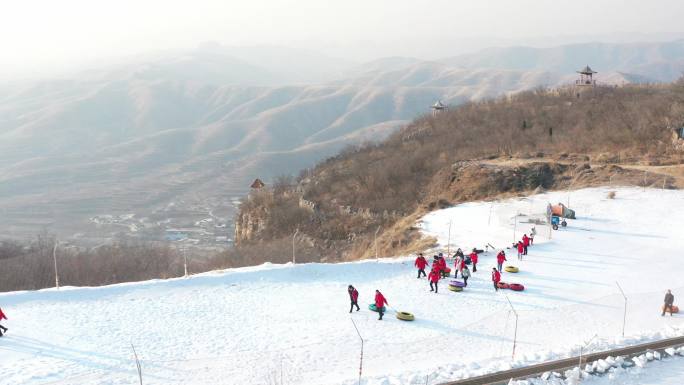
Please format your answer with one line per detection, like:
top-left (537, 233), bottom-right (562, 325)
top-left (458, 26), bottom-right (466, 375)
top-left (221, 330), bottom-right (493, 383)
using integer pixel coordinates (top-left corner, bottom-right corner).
top-left (509, 283), bottom-right (525, 291)
top-left (497, 282), bottom-right (509, 289)
top-left (449, 280), bottom-right (465, 287)
top-left (662, 305), bottom-right (680, 314)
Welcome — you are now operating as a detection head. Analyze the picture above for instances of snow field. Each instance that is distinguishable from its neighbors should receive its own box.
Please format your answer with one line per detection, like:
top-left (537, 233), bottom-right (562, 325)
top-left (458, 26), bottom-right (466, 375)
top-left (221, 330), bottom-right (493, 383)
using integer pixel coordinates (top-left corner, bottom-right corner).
top-left (0, 187), bottom-right (683, 385)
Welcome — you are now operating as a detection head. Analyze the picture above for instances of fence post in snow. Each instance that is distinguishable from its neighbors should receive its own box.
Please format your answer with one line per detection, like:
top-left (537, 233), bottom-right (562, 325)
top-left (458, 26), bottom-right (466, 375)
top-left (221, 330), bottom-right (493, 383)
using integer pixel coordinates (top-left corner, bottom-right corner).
top-left (374, 226), bottom-right (381, 262)
top-left (183, 247), bottom-right (188, 277)
top-left (616, 281), bottom-right (627, 337)
top-left (131, 343), bottom-right (143, 385)
top-left (350, 318), bottom-right (364, 385)
top-left (578, 334), bottom-right (598, 370)
top-left (292, 228), bottom-right (299, 264)
top-left (52, 241), bottom-right (61, 289)
top-left (505, 295), bottom-right (519, 361)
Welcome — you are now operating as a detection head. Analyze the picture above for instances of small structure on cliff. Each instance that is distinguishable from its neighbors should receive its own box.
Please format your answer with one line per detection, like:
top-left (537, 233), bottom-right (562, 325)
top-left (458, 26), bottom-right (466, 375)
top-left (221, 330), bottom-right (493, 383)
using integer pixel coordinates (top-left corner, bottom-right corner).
top-left (576, 65), bottom-right (597, 86)
top-left (250, 178), bottom-right (265, 190)
top-left (431, 100), bottom-right (447, 116)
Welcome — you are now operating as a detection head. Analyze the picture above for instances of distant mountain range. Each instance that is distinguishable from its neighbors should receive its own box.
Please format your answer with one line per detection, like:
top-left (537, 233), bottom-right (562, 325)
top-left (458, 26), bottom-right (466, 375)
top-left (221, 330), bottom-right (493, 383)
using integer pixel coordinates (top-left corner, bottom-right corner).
top-left (1, 40), bottom-right (684, 242)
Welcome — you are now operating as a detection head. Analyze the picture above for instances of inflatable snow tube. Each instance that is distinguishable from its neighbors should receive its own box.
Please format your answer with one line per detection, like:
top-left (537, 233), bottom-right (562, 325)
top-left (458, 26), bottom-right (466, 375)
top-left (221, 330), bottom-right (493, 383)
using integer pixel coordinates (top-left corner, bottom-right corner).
top-left (396, 311), bottom-right (415, 321)
top-left (465, 256), bottom-right (472, 265)
top-left (662, 305), bottom-right (680, 314)
top-left (448, 285), bottom-right (463, 292)
top-left (449, 280), bottom-right (466, 287)
top-left (369, 304), bottom-right (386, 312)
top-left (509, 283), bottom-right (525, 291)
top-left (504, 266), bottom-right (519, 273)
top-left (444, 267), bottom-right (451, 273)
top-left (497, 282), bottom-right (509, 289)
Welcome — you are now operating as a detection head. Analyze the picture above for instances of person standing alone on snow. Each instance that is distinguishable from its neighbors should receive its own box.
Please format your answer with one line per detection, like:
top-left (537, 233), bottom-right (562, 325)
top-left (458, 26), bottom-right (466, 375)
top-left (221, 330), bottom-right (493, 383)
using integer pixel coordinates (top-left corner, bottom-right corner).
top-left (662, 290), bottom-right (675, 316)
top-left (522, 234), bottom-right (530, 255)
top-left (492, 268), bottom-right (501, 291)
top-left (461, 265), bottom-right (471, 286)
top-left (348, 285), bottom-right (361, 313)
top-left (530, 227), bottom-right (537, 245)
top-left (470, 249), bottom-right (478, 272)
top-left (496, 250), bottom-right (507, 273)
top-left (517, 241), bottom-right (524, 260)
top-left (428, 268), bottom-right (440, 293)
top-left (0, 307), bottom-right (7, 336)
top-left (414, 253), bottom-right (428, 278)
top-left (374, 290), bottom-right (388, 320)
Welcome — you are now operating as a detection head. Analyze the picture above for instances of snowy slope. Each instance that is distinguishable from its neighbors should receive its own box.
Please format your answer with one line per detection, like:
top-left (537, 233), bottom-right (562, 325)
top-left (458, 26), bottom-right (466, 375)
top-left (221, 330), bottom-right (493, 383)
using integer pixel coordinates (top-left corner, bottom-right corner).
top-left (1, 187), bottom-right (683, 385)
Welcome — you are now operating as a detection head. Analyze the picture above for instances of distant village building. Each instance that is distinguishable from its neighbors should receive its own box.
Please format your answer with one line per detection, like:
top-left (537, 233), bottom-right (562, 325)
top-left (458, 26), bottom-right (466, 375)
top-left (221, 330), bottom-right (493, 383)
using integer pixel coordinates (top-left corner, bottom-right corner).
top-left (431, 100), bottom-right (447, 116)
top-left (576, 65), bottom-right (597, 86)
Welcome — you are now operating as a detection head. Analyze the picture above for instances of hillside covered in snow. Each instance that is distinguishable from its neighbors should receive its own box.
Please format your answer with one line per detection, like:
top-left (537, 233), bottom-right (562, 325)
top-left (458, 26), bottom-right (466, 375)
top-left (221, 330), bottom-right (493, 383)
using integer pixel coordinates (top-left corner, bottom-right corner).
top-left (1, 187), bottom-right (683, 385)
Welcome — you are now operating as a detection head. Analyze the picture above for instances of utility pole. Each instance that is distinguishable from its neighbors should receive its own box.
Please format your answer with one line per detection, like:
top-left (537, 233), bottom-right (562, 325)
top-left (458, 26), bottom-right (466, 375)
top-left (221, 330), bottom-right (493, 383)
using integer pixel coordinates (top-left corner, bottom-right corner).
top-left (447, 219), bottom-right (452, 256)
top-left (374, 226), bottom-right (381, 262)
top-left (292, 228), bottom-right (299, 264)
top-left (505, 296), bottom-right (519, 360)
top-left (616, 281), bottom-right (627, 337)
top-left (488, 202), bottom-right (493, 226)
top-left (52, 241), bottom-right (61, 289)
top-left (513, 212), bottom-right (519, 244)
top-left (350, 318), bottom-right (364, 385)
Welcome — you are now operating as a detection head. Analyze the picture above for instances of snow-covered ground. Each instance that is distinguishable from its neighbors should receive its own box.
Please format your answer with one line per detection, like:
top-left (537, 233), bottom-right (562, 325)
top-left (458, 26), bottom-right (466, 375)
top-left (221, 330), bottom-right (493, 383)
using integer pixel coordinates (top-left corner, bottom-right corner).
top-left (1, 187), bottom-right (683, 385)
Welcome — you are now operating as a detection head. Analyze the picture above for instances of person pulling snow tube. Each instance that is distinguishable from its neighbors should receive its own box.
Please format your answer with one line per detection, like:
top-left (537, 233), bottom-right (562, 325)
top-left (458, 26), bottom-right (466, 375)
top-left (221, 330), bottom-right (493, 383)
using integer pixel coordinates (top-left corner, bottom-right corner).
top-left (448, 285), bottom-right (463, 292)
top-left (497, 282), bottom-right (510, 289)
top-left (369, 304), bottom-right (386, 312)
top-left (509, 283), bottom-right (525, 291)
top-left (449, 280), bottom-right (466, 288)
top-left (396, 311), bottom-right (415, 321)
top-left (504, 266), bottom-right (519, 273)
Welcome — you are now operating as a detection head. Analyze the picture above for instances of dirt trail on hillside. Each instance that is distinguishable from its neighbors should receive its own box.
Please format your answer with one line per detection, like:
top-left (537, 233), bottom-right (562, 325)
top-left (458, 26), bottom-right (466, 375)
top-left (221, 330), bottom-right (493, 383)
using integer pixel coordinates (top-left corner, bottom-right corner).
top-left (481, 158), bottom-right (684, 188)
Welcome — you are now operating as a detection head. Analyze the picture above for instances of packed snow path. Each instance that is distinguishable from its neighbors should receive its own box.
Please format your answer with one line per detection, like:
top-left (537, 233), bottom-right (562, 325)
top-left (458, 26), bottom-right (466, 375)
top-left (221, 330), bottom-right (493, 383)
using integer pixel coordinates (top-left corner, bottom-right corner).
top-left (0, 187), bottom-right (683, 385)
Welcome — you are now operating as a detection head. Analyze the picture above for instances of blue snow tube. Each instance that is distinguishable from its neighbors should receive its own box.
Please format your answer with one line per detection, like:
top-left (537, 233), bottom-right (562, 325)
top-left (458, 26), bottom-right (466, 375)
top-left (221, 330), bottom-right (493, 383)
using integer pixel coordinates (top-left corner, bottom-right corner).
top-left (369, 304), bottom-right (386, 312)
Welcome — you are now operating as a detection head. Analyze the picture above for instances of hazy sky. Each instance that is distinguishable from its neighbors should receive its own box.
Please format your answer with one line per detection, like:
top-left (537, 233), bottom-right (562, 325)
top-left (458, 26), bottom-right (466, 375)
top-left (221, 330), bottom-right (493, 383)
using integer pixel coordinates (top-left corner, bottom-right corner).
top-left (2, 0), bottom-right (684, 78)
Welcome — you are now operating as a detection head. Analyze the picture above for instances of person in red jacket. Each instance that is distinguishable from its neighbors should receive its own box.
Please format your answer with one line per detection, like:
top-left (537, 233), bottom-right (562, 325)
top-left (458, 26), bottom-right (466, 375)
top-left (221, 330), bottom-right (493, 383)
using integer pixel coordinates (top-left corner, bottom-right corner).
top-left (517, 241), bottom-right (524, 260)
top-left (496, 250), bottom-right (507, 273)
top-left (438, 254), bottom-right (448, 278)
top-left (470, 249), bottom-right (479, 272)
top-left (428, 268), bottom-right (441, 293)
top-left (414, 253), bottom-right (428, 278)
top-left (348, 285), bottom-right (360, 313)
top-left (491, 268), bottom-right (501, 291)
top-left (522, 234), bottom-right (530, 255)
top-left (374, 290), bottom-right (388, 320)
top-left (0, 307), bottom-right (7, 336)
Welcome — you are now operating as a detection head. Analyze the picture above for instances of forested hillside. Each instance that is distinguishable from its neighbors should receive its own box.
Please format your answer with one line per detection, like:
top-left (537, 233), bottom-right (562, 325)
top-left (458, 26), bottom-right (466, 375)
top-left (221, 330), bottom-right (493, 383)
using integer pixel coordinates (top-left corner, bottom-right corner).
top-left (235, 82), bottom-right (684, 262)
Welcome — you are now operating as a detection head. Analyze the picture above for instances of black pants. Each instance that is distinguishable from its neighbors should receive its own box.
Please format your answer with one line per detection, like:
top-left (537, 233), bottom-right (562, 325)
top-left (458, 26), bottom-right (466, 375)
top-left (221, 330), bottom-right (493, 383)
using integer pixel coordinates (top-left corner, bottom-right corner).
top-left (472, 263), bottom-right (477, 272)
top-left (493, 282), bottom-right (499, 291)
top-left (430, 281), bottom-right (438, 293)
top-left (350, 300), bottom-right (360, 312)
top-left (378, 308), bottom-right (384, 320)
top-left (0, 324), bottom-right (6, 336)
top-left (523, 246), bottom-right (528, 255)
top-left (463, 276), bottom-right (469, 286)
top-left (663, 304), bottom-right (674, 316)
top-left (417, 269), bottom-right (426, 278)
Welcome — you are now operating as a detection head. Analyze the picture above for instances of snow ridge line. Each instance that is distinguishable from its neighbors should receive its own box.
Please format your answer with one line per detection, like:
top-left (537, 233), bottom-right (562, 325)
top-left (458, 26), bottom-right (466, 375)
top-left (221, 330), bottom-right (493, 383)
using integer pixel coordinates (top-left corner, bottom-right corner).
top-left (439, 336), bottom-right (684, 385)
